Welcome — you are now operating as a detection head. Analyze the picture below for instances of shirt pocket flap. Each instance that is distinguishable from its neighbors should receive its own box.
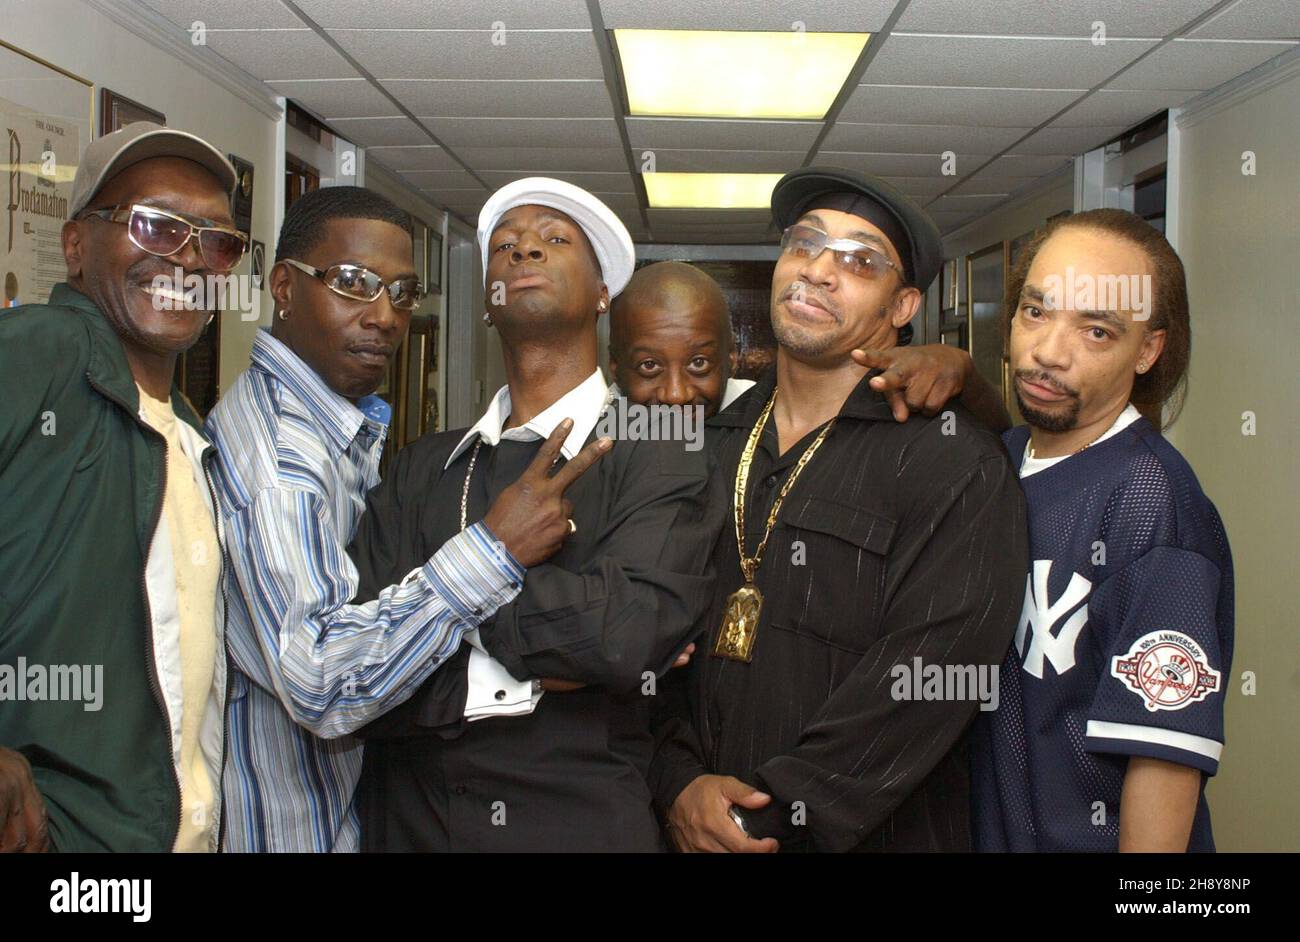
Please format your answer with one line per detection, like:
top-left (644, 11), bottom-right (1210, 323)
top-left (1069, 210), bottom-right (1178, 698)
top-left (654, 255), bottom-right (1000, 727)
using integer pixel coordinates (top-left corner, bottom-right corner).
top-left (784, 495), bottom-right (897, 556)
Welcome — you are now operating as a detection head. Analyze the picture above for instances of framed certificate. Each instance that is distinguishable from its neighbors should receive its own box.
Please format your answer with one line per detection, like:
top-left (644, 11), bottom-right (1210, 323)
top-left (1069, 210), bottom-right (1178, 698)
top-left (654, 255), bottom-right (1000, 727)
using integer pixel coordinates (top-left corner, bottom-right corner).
top-left (1, 39), bottom-right (93, 308)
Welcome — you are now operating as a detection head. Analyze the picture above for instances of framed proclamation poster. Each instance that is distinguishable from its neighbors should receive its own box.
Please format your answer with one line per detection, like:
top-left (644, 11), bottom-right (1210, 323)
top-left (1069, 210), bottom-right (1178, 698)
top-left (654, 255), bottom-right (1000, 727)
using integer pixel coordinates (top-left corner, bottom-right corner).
top-left (1, 39), bottom-right (93, 309)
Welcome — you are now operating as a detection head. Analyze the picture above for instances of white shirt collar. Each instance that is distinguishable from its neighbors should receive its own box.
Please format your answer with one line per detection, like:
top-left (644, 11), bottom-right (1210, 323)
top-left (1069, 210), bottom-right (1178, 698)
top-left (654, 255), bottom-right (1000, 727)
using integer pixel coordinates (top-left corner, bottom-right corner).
top-left (721, 377), bottom-right (756, 409)
top-left (444, 368), bottom-right (609, 470)
top-left (1020, 402), bottom-right (1142, 478)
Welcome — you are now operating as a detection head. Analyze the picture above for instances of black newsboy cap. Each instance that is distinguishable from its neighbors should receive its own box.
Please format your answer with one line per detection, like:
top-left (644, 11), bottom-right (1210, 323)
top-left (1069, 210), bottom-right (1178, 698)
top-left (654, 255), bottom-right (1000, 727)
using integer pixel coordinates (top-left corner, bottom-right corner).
top-left (772, 166), bottom-right (944, 293)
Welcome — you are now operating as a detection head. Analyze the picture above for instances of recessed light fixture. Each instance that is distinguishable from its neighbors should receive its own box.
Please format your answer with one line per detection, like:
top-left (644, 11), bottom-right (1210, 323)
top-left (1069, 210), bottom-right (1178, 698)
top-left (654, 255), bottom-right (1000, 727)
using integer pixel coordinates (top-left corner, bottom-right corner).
top-left (615, 29), bottom-right (870, 120)
top-left (643, 172), bottom-right (784, 209)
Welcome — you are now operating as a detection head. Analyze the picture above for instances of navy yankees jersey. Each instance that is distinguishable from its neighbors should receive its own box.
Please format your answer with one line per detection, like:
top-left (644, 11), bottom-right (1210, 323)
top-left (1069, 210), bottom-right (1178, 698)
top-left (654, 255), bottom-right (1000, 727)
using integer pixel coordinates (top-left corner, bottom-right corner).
top-left (971, 416), bottom-right (1234, 852)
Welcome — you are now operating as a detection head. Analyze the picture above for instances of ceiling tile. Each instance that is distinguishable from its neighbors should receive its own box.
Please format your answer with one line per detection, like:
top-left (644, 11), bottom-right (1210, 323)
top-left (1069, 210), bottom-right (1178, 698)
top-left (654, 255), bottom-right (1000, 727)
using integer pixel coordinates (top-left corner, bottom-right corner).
top-left (1107, 38), bottom-right (1297, 89)
top-left (588, 194), bottom-right (643, 218)
top-left (928, 193), bottom-right (1011, 213)
top-left (645, 149), bottom-right (807, 173)
top-left (384, 80), bottom-right (613, 118)
top-left (364, 146), bottom-right (463, 172)
top-left (457, 147), bottom-right (629, 172)
top-left (269, 79), bottom-right (401, 119)
top-left (398, 171), bottom-right (481, 189)
top-left (597, 0), bottom-right (894, 31)
top-left (876, 176), bottom-right (955, 199)
top-left (862, 35), bottom-right (1158, 89)
top-left (295, 0), bottom-right (592, 28)
top-left (440, 196), bottom-right (488, 213)
top-left (422, 118), bottom-right (621, 149)
top-left (329, 116), bottom-right (430, 146)
top-left (1189, 0), bottom-right (1300, 40)
top-left (820, 123), bottom-right (1030, 155)
top-left (895, 0), bottom-right (1220, 36)
top-left (419, 188), bottom-right (489, 208)
top-left (839, 85), bottom-right (1083, 127)
top-left (626, 118), bottom-right (820, 151)
top-left (979, 154), bottom-right (1075, 176)
top-left (202, 29), bottom-right (359, 80)
top-left (142, 0), bottom-right (304, 29)
top-left (327, 28), bottom-right (604, 81)
top-left (480, 171), bottom-right (639, 192)
top-left (947, 175), bottom-right (1042, 196)
top-left (1014, 125), bottom-right (1128, 155)
top-left (930, 210), bottom-right (982, 225)
top-left (1049, 87), bottom-right (1199, 126)
top-left (815, 152), bottom-right (964, 177)
top-left (932, 213), bottom-right (982, 235)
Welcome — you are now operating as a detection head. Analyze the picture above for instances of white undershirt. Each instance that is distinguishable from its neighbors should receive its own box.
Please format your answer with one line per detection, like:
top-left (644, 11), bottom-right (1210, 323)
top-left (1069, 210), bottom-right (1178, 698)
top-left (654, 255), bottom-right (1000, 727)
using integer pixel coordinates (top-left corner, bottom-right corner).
top-left (1019, 404), bottom-right (1142, 479)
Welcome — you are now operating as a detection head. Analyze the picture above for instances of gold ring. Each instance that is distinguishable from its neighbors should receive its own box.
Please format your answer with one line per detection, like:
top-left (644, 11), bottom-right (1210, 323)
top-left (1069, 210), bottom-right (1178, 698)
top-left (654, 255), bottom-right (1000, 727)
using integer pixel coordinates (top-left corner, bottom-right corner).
top-left (566, 518), bottom-right (577, 535)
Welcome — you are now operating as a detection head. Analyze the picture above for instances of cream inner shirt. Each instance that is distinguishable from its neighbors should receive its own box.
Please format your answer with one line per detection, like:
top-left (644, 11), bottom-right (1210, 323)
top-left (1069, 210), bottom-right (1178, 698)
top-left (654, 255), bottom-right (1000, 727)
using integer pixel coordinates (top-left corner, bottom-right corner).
top-left (137, 386), bottom-right (220, 852)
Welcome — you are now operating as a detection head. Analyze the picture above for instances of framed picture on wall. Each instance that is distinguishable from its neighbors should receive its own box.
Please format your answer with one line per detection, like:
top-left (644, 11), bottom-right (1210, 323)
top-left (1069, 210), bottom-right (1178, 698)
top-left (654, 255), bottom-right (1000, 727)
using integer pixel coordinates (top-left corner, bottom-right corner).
top-left (426, 228), bottom-right (443, 295)
top-left (939, 322), bottom-right (968, 349)
top-left (966, 241), bottom-right (1009, 403)
top-left (226, 153), bottom-right (254, 234)
top-left (686, 259), bottom-right (777, 380)
top-left (939, 257), bottom-right (962, 330)
top-left (1, 39), bottom-right (93, 308)
top-left (412, 222), bottom-right (426, 304)
top-left (1009, 229), bottom-right (1035, 270)
top-left (99, 87), bottom-right (164, 135)
top-left (400, 316), bottom-right (437, 445)
top-left (176, 315), bottom-right (221, 417)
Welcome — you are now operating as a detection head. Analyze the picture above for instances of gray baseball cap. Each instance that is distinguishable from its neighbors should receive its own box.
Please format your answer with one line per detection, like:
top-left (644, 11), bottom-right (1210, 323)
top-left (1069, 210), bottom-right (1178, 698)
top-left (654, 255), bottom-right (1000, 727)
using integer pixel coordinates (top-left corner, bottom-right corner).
top-left (69, 121), bottom-right (237, 218)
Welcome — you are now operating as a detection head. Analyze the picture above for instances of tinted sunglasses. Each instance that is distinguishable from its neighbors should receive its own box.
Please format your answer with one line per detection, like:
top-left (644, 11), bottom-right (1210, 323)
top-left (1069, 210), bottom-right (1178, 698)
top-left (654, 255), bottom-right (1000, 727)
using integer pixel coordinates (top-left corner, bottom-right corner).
top-left (282, 258), bottom-right (424, 311)
top-left (780, 224), bottom-right (902, 281)
top-left (80, 203), bottom-right (248, 272)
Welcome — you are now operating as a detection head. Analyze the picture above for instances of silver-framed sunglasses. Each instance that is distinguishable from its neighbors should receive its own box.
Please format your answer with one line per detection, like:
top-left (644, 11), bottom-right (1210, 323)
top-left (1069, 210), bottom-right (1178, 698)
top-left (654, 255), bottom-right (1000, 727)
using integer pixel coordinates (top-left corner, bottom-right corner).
top-left (80, 203), bottom-right (248, 272)
top-left (282, 258), bottom-right (425, 310)
top-left (780, 224), bottom-right (902, 281)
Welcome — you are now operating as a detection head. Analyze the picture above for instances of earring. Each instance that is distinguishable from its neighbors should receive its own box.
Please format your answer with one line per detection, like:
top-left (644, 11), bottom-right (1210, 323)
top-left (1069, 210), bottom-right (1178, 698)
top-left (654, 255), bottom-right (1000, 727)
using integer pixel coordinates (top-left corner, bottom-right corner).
top-left (482, 312), bottom-right (493, 326)
top-left (1137, 362), bottom-right (1147, 373)
top-left (277, 309), bottom-right (289, 321)
top-left (598, 301), bottom-right (606, 312)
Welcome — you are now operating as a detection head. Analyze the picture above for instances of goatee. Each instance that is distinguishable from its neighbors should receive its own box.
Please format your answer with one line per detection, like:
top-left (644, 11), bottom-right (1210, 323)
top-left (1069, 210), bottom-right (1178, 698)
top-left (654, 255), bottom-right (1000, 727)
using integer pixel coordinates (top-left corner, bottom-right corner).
top-left (1014, 387), bottom-right (1081, 432)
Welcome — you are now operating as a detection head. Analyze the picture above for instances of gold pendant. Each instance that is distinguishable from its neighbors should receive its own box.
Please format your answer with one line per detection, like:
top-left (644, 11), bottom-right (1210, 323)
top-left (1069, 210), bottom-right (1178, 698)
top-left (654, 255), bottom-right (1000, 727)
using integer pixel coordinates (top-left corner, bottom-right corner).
top-left (713, 583), bottom-right (763, 662)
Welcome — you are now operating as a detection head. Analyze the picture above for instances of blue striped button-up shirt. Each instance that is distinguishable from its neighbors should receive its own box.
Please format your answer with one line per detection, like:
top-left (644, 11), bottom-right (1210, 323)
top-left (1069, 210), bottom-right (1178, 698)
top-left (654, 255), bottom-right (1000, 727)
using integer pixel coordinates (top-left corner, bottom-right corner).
top-left (207, 330), bottom-right (523, 852)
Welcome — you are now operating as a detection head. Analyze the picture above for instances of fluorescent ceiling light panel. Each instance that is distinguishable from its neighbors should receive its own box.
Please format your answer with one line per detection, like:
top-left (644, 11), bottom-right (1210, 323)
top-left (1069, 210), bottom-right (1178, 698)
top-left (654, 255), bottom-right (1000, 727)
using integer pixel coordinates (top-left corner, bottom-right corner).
top-left (615, 29), bottom-right (870, 120)
top-left (644, 172), bottom-right (783, 209)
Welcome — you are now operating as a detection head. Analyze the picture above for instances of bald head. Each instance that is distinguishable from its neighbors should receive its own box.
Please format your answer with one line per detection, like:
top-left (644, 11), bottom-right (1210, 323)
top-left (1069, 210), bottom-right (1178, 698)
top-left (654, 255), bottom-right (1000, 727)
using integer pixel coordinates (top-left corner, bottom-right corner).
top-left (611, 261), bottom-right (730, 356)
top-left (608, 261), bottom-right (736, 416)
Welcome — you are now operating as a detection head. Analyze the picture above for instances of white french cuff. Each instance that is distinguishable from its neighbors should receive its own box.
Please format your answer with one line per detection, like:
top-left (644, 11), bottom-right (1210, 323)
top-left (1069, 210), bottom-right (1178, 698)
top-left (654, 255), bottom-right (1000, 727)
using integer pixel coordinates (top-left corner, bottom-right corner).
top-left (462, 628), bottom-right (543, 722)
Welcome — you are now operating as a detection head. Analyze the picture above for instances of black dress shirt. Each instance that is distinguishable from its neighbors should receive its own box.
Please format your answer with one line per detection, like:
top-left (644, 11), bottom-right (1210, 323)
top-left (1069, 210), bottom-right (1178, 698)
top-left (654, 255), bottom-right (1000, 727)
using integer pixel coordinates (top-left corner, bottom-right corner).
top-left (348, 398), bottom-right (726, 852)
top-left (650, 366), bottom-right (1028, 852)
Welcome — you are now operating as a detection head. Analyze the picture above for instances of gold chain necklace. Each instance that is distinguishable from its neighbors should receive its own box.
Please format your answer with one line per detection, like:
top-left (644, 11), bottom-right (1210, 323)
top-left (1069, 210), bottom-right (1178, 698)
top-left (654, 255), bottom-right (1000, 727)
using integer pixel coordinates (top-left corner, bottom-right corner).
top-left (1028, 430), bottom-right (1104, 459)
top-left (713, 389), bottom-right (836, 662)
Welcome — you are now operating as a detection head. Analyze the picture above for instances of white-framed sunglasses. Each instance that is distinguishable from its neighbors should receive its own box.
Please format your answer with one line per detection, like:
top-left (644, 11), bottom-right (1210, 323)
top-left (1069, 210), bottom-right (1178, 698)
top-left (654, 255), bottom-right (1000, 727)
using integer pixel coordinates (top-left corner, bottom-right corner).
top-left (780, 224), bottom-right (902, 281)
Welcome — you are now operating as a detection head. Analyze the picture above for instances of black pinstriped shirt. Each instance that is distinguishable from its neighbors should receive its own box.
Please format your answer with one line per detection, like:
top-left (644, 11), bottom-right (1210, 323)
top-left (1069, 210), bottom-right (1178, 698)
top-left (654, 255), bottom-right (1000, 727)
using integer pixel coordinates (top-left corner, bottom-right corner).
top-left (651, 366), bottom-right (1028, 852)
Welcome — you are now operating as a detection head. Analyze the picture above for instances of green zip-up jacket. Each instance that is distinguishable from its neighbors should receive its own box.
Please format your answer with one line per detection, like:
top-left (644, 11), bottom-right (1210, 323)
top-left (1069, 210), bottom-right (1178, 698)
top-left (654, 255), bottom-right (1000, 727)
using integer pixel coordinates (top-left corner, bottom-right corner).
top-left (0, 283), bottom-right (227, 852)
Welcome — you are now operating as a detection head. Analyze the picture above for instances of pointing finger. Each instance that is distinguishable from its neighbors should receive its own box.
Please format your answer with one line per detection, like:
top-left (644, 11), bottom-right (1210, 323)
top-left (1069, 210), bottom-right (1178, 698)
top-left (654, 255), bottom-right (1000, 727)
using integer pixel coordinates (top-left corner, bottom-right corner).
top-left (851, 347), bottom-right (894, 371)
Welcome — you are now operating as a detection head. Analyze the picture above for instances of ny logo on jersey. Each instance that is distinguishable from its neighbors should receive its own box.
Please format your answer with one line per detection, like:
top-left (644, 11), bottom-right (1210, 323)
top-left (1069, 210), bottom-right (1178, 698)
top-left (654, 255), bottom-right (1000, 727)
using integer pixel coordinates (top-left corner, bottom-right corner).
top-left (1015, 560), bottom-right (1092, 678)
